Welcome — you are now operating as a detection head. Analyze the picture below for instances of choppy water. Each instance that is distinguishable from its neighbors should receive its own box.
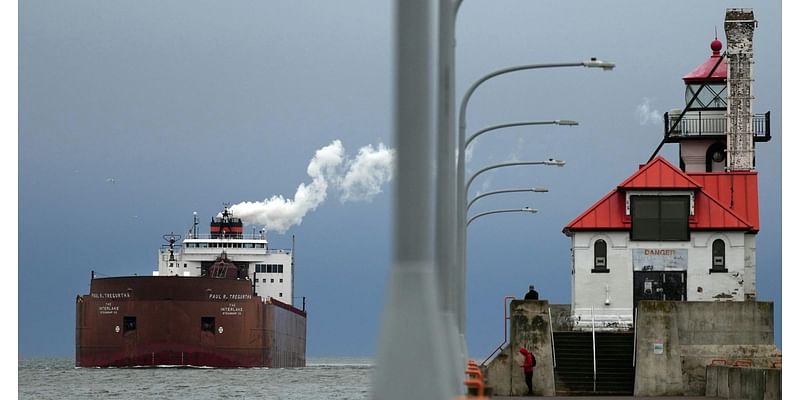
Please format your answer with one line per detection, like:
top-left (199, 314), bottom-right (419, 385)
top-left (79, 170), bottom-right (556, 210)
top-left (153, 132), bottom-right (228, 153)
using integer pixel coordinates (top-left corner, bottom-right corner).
top-left (19, 357), bottom-right (373, 400)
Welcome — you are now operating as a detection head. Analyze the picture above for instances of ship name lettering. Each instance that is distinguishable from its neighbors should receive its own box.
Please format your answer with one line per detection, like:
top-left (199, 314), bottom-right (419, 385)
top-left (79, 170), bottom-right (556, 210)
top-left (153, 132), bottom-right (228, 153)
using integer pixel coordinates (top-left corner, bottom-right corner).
top-left (91, 292), bottom-right (131, 299)
top-left (208, 293), bottom-right (252, 300)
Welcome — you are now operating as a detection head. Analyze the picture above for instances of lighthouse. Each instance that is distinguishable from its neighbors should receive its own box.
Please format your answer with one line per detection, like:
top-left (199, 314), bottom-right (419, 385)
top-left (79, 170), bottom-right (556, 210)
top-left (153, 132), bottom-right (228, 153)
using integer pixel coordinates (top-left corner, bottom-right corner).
top-left (562, 8), bottom-right (771, 331)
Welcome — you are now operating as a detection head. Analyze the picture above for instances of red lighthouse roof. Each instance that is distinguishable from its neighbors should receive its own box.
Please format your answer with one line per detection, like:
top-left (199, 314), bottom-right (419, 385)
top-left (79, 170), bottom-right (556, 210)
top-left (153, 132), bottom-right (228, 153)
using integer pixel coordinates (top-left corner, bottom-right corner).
top-left (563, 157), bottom-right (759, 235)
top-left (618, 156), bottom-right (702, 190)
top-left (683, 39), bottom-right (727, 83)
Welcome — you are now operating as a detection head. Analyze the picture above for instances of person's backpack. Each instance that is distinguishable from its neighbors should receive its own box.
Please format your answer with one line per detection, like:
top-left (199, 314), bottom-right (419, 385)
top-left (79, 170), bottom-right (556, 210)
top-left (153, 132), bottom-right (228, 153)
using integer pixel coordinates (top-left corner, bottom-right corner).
top-left (531, 353), bottom-right (536, 367)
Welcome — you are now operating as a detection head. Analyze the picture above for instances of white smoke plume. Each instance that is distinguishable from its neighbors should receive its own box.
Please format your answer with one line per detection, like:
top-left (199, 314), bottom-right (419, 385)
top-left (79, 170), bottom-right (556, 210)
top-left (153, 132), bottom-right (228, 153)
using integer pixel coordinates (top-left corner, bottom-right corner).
top-left (636, 97), bottom-right (662, 125)
top-left (339, 143), bottom-right (395, 202)
top-left (228, 140), bottom-right (395, 233)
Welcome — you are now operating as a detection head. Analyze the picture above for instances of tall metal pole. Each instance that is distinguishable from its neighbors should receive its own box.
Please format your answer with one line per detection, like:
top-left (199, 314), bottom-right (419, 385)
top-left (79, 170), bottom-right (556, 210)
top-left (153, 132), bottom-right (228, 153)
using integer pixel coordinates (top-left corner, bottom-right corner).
top-left (435, 0), bottom-right (464, 393)
top-left (372, 1), bottom-right (451, 398)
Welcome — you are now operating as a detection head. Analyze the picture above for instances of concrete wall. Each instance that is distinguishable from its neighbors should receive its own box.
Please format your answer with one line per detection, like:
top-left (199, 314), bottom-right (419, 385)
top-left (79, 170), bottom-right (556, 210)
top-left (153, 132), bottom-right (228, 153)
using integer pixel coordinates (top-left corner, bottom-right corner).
top-left (483, 300), bottom-right (556, 396)
top-left (634, 300), bottom-right (779, 396)
top-left (571, 230), bottom-right (751, 324)
top-left (706, 365), bottom-right (781, 400)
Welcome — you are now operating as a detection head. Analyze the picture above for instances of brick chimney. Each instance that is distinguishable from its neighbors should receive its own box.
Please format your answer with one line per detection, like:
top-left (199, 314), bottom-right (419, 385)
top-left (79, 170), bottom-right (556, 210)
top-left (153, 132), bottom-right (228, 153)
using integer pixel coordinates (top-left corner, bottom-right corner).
top-left (724, 8), bottom-right (757, 171)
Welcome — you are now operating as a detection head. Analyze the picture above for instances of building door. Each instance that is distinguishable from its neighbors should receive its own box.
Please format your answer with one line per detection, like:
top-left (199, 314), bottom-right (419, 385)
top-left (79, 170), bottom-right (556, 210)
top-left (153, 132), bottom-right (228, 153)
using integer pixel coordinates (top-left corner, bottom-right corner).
top-left (633, 271), bottom-right (686, 308)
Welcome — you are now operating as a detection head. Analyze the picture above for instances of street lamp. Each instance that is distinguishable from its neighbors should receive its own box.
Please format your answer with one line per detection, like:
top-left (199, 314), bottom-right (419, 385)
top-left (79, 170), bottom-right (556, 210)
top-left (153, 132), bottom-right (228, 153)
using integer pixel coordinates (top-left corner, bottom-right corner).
top-left (467, 207), bottom-right (538, 227)
top-left (453, 60), bottom-right (613, 338)
top-left (467, 187), bottom-right (548, 211)
top-left (465, 160), bottom-right (566, 196)
top-left (466, 120), bottom-right (578, 149)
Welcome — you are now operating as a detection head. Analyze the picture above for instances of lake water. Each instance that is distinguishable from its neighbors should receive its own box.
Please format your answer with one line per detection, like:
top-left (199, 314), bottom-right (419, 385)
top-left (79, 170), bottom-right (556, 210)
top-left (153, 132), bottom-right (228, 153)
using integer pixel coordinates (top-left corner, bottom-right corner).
top-left (18, 357), bottom-right (373, 399)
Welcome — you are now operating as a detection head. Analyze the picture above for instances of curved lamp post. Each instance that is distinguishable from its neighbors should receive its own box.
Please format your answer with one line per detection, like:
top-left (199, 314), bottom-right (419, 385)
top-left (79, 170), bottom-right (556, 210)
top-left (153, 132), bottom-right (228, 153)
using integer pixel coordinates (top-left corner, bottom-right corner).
top-left (467, 187), bottom-right (548, 211)
top-left (465, 160), bottom-right (566, 196)
top-left (465, 120), bottom-right (578, 149)
top-left (467, 207), bottom-right (538, 227)
top-left (453, 60), bottom-right (613, 337)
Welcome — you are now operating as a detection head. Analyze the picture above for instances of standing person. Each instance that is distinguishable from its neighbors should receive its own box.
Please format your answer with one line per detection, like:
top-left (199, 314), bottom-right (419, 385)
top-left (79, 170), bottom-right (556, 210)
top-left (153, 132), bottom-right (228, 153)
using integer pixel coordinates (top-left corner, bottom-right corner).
top-left (524, 285), bottom-right (539, 300)
top-left (519, 347), bottom-right (535, 395)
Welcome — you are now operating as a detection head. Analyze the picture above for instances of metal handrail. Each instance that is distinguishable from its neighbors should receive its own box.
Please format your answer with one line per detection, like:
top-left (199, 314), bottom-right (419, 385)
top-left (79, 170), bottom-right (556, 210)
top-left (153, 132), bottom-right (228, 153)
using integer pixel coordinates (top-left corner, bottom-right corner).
top-left (633, 307), bottom-right (638, 367)
top-left (663, 112), bottom-right (770, 140)
top-left (548, 307), bottom-right (556, 369)
top-left (481, 296), bottom-right (516, 366)
top-left (592, 307), bottom-right (597, 392)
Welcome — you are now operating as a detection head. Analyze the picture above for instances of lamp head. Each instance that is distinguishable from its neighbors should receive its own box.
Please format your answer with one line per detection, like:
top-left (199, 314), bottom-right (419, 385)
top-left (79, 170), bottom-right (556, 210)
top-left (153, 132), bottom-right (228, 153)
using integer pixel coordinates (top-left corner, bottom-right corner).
top-left (584, 57), bottom-right (615, 70)
top-left (544, 158), bottom-right (566, 166)
top-left (531, 187), bottom-right (549, 193)
top-left (522, 207), bottom-right (538, 214)
top-left (555, 119), bottom-right (579, 126)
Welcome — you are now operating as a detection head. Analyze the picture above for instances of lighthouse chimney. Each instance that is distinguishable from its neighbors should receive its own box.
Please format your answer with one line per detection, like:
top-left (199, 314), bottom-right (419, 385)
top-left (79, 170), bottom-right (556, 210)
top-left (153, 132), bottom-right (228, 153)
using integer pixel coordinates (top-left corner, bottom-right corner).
top-left (724, 8), bottom-right (756, 171)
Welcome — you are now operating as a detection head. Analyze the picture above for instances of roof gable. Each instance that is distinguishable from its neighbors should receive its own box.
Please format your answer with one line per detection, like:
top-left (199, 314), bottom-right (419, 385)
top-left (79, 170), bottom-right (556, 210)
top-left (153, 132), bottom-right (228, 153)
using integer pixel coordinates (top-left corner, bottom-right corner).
top-left (618, 156), bottom-right (702, 190)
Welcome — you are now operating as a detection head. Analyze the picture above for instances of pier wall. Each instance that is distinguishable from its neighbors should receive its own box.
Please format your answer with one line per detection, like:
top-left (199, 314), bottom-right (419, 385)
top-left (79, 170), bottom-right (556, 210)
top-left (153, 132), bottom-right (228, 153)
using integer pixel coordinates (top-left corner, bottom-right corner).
top-left (705, 365), bottom-right (781, 400)
top-left (633, 300), bottom-right (779, 396)
top-left (483, 300), bottom-right (557, 396)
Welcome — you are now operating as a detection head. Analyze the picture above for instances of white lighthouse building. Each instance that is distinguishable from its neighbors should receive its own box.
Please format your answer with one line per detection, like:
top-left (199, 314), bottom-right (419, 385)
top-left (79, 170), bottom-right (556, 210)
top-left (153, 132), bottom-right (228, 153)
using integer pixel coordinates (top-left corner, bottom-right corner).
top-left (562, 9), bottom-right (770, 330)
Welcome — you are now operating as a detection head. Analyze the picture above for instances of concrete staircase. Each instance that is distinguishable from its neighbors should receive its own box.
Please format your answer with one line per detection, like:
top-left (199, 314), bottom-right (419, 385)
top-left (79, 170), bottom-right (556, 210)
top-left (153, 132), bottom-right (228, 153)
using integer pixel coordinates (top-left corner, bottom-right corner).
top-left (553, 331), bottom-right (635, 395)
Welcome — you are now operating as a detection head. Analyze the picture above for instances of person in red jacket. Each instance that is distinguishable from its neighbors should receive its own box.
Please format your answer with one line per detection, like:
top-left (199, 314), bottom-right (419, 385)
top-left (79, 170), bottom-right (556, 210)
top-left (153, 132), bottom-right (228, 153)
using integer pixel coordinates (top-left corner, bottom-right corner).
top-left (519, 347), bottom-right (535, 395)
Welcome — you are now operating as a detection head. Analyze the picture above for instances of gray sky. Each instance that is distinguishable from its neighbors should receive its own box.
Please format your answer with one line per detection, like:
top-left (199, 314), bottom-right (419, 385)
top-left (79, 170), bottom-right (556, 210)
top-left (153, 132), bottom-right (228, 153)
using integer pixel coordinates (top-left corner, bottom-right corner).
top-left (19, 0), bottom-right (782, 359)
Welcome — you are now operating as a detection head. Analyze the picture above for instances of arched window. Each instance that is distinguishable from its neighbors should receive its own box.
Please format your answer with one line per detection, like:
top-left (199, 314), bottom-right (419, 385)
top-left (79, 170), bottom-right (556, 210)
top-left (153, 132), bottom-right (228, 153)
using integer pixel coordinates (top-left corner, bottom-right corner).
top-left (592, 239), bottom-right (608, 273)
top-left (711, 239), bottom-right (727, 272)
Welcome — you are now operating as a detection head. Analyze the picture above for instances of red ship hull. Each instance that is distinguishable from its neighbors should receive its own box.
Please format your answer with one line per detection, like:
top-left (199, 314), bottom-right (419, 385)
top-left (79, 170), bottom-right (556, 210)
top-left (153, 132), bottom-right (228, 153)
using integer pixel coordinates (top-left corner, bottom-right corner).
top-left (75, 276), bottom-right (306, 368)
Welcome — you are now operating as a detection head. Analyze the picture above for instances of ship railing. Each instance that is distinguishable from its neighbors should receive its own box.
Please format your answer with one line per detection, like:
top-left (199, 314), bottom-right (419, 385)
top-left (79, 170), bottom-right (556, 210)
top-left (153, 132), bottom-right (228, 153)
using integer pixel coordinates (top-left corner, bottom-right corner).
top-left (184, 234), bottom-right (268, 240)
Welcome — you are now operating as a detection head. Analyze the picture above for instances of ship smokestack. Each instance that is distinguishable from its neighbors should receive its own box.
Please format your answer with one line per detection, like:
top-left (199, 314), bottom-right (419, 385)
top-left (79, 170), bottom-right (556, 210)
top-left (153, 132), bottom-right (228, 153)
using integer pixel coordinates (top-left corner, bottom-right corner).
top-left (724, 8), bottom-right (757, 171)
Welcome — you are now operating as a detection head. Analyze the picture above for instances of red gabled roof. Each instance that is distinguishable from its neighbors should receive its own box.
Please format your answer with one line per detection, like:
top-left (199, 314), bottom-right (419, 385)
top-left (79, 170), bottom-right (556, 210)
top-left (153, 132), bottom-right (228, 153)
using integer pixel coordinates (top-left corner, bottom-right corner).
top-left (618, 156), bottom-right (702, 190)
top-left (563, 157), bottom-right (758, 235)
top-left (563, 189), bottom-right (629, 231)
top-left (692, 191), bottom-right (754, 231)
top-left (688, 172), bottom-right (759, 231)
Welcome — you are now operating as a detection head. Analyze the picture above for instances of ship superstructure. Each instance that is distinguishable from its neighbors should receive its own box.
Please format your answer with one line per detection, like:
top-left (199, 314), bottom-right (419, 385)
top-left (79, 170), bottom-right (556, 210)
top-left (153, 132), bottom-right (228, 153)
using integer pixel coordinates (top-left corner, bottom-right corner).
top-left (155, 207), bottom-right (295, 306)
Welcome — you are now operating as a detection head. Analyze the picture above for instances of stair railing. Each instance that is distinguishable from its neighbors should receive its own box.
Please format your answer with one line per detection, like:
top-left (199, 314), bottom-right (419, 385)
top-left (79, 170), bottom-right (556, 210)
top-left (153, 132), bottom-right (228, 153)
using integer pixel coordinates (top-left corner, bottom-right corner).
top-left (592, 307), bottom-right (597, 392)
top-left (632, 307), bottom-right (638, 367)
top-left (548, 307), bottom-right (556, 369)
top-left (481, 296), bottom-right (516, 366)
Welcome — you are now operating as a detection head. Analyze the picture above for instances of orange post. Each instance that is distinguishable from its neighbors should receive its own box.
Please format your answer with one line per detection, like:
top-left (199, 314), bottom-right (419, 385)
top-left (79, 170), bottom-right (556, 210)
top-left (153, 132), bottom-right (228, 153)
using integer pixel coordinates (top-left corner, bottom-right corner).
top-left (453, 359), bottom-right (490, 399)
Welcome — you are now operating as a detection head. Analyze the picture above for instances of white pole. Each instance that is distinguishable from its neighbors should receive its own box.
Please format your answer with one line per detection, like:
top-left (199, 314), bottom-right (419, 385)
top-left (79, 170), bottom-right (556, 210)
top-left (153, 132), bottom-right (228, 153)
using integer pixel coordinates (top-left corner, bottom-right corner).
top-left (372, 1), bottom-right (451, 399)
top-left (435, 0), bottom-right (465, 394)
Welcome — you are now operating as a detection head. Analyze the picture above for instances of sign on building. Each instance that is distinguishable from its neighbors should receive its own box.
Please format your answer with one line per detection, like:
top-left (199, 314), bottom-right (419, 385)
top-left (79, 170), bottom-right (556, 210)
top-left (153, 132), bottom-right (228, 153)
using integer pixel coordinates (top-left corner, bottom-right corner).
top-left (632, 249), bottom-right (688, 271)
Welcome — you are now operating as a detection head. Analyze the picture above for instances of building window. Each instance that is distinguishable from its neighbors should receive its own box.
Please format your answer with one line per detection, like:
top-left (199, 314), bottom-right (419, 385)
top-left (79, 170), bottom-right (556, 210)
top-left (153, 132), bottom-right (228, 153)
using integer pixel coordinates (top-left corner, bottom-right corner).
top-left (270, 278), bottom-right (274, 283)
top-left (201, 317), bottom-right (215, 333)
top-left (631, 196), bottom-right (689, 241)
top-left (592, 239), bottom-right (609, 273)
top-left (279, 278), bottom-right (283, 283)
top-left (279, 292), bottom-right (283, 297)
top-left (123, 316), bottom-right (137, 333)
top-left (711, 239), bottom-right (727, 272)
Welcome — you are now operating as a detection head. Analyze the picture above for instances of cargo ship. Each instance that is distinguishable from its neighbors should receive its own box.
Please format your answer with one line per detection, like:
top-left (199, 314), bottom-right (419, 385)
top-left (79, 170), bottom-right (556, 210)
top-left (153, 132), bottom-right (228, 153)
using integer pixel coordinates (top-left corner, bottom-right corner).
top-left (75, 206), bottom-right (307, 367)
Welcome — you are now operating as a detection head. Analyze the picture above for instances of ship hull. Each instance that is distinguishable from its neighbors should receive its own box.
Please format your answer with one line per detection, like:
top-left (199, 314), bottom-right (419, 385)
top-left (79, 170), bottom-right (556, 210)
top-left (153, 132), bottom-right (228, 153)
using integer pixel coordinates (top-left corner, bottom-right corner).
top-left (76, 276), bottom-right (306, 368)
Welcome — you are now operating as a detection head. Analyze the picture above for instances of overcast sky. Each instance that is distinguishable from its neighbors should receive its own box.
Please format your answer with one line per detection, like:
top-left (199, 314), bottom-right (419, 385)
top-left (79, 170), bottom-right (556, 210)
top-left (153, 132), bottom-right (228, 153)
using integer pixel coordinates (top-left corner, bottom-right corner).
top-left (19, 0), bottom-right (782, 359)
